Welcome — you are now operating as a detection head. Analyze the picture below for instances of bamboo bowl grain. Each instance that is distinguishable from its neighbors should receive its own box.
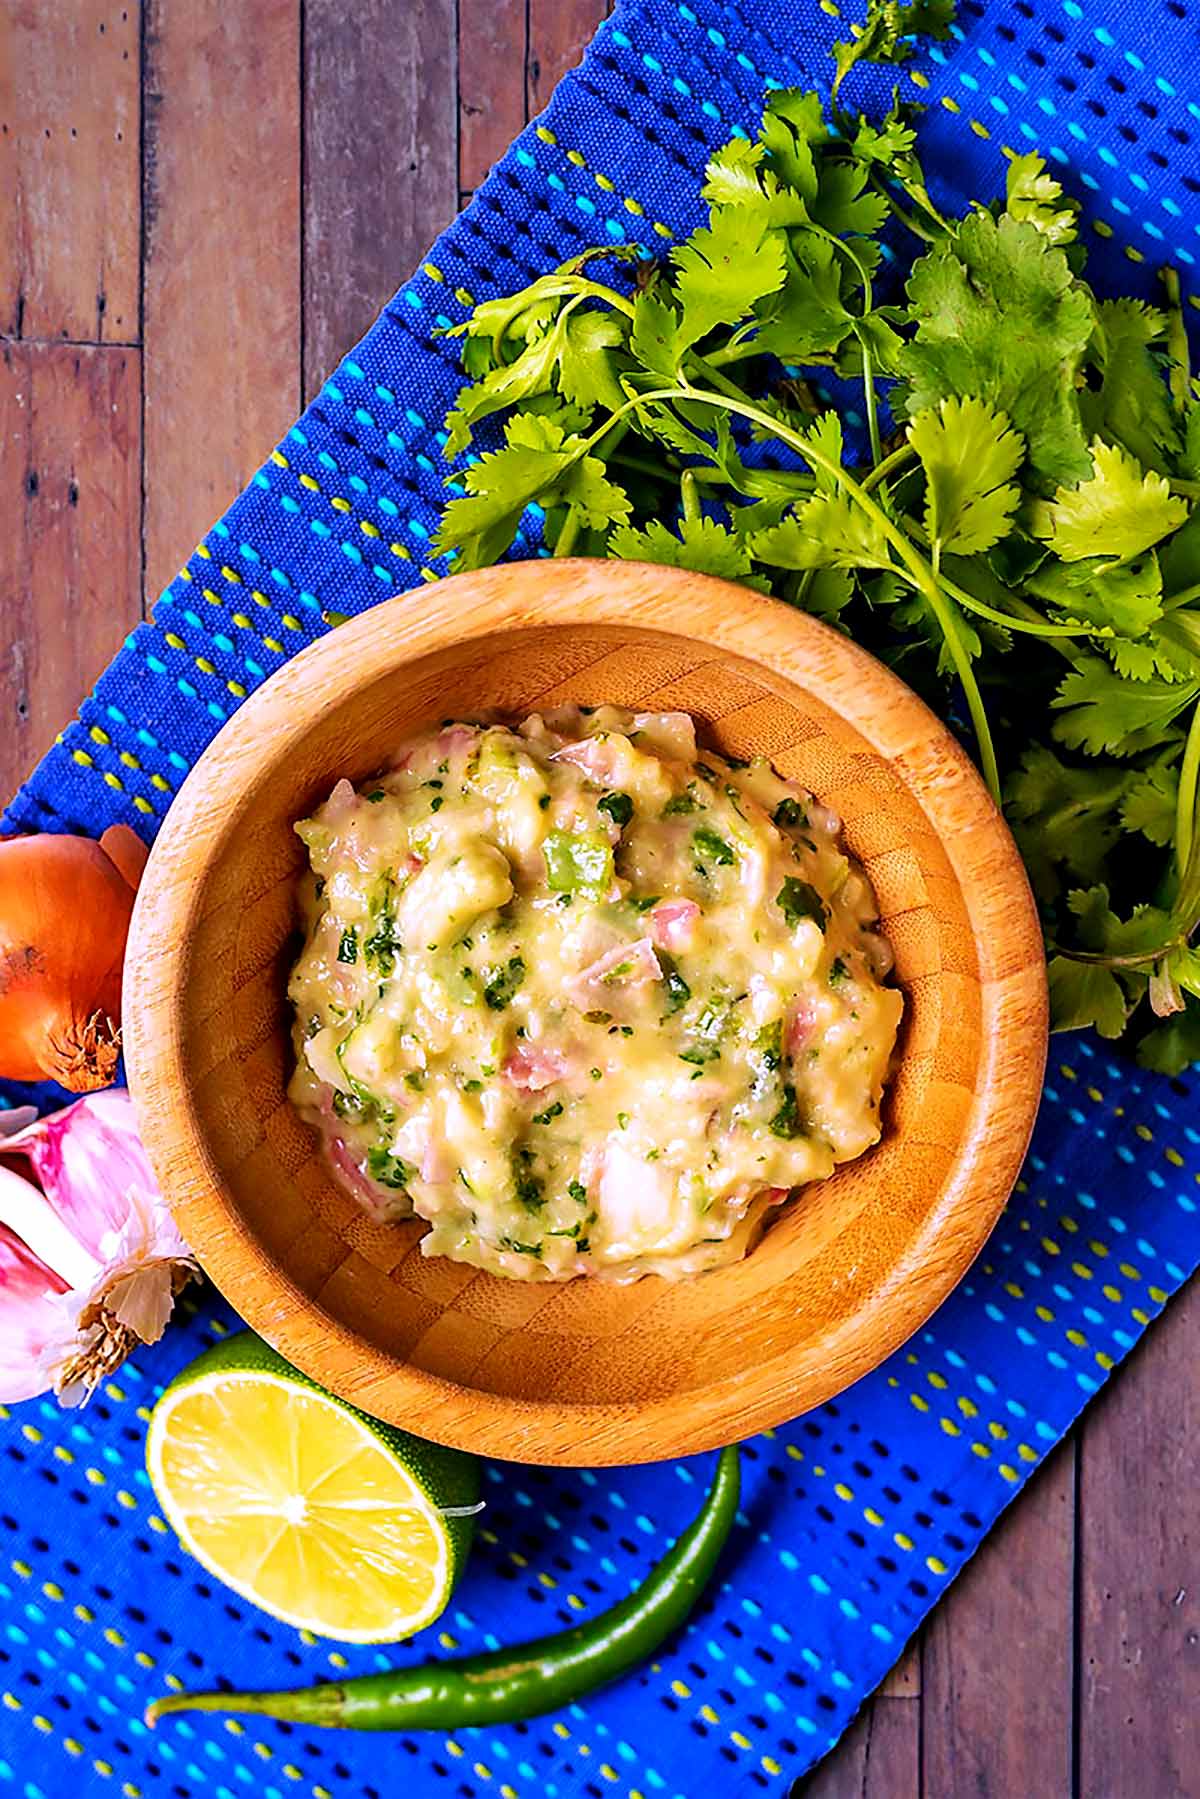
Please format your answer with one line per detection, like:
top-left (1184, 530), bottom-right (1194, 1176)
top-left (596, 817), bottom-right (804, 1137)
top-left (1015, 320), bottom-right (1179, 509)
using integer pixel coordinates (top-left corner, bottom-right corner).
top-left (125, 559), bottom-right (1047, 1466)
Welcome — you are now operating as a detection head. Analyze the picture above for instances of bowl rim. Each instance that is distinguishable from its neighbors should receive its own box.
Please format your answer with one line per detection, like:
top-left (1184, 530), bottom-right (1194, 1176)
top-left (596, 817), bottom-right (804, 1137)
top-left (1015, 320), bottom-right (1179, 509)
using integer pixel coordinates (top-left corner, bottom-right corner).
top-left (125, 558), bottom-right (1048, 1465)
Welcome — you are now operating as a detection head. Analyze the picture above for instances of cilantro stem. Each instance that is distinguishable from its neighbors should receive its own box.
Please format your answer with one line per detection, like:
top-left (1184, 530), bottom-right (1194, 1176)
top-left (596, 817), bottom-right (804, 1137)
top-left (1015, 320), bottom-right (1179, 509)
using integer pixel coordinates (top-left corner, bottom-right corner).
top-left (1164, 579), bottom-right (1200, 612)
top-left (930, 568), bottom-right (1093, 641)
top-left (665, 380), bottom-right (1002, 799)
top-left (1161, 266), bottom-right (1191, 412)
top-left (554, 509), bottom-right (583, 557)
top-left (861, 444), bottom-right (916, 491)
top-left (866, 174), bottom-right (939, 244)
top-left (681, 471), bottom-right (701, 525)
top-left (612, 447), bottom-right (681, 484)
top-left (859, 329), bottom-right (883, 466)
top-left (1175, 699), bottom-right (1200, 876)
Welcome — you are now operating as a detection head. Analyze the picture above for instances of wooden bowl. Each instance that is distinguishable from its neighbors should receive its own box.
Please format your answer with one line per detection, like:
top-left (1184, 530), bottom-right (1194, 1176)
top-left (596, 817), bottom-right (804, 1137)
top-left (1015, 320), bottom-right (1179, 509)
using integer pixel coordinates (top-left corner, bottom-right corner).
top-left (125, 560), bottom-right (1047, 1465)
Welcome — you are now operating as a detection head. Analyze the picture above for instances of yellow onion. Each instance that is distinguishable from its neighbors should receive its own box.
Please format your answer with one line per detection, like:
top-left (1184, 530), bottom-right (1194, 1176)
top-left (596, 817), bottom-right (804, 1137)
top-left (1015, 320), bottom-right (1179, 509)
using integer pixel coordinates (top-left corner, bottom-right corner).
top-left (0, 824), bottom-right (148, 1089)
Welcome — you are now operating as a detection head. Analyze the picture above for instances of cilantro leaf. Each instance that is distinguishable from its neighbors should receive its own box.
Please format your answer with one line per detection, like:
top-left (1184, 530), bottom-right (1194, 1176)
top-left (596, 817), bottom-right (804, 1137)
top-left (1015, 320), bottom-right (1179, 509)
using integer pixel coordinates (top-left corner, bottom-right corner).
top-left (899, 211), bottom-right (1094, 488)
top-left (1079, 300), bottom-right (1179, 475)
top-left (1026, 552), bottom-right (1164, 641)
top-left (1004, 152), bottom-right (1079, 246)
top-left (751, 239), bottom-right (856, 360)
top-left (908, 395), bottom-right (1024, 555)
top-left (1047, 955), bottom-right (1129, 1038)
top-left (1120, 763), bottom-right (1178, 848)
top-left (810, 160), bottom-right (890, 238)
top-left (610, 515), bottom-right (772, 591)
top-left (1051, 658), bottom-right (1200, 756)
top-left (629, 290), bottom-right (685, 378)
top-left (671, 206), bottom-right (787, 351)
top-left (851, 104), bottom-right (918, 167)
top-left (1137, 999), bottom-right (1200, 1073)
top-left (832, 0), bottom-right (956, 98)
top-left (701, 137), bottom-right (768, 208)
top-left (757, 90), bottom-right (825, 202)
top-left (749, 491), bottom-right (894, 572)
top-left (1004, 744), bottom-right (1131, 904)
top-left (1034, 439), bottom-right (1188, 563)
top-left (557, 310), bottom-right (629, 412)
top-left (435, 414), bottom-right (630, 568)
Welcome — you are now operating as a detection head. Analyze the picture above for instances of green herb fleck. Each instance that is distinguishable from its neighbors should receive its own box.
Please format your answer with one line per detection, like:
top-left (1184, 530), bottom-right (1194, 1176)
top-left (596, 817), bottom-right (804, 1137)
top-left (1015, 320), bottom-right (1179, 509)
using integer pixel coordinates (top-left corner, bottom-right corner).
top-left (769, 1084), bottom-right (805, 1140)
top-left (692, 826), bottom-right (735, 867)
top-left (512, 1145), bottom-right (545, 1211)
top-left (661, 959), bottom-right (692, 1014)
top-left (663, 789), bottom-right (699, 817)
top-left (337, 926), bottom-right (359, 965)
top-left (773, 797), bottom-right (808, 829)
top-left (568, 1178), bottom-right (588, 1203)
top-left (532, 1100), bottom-right (564, 1125)
top-left (367, 1147), bottom-right (417, 1190)
top-left (777, 878), bottom-right (827, 930)
top-left (598, 791), bottom-right (634, 829)
top-left (829, 956), bottom-right (849, 985)
top-left (500, 1236), bottom-right (543, 1257)
top-left (483, 955), bottom-right (526, 1010)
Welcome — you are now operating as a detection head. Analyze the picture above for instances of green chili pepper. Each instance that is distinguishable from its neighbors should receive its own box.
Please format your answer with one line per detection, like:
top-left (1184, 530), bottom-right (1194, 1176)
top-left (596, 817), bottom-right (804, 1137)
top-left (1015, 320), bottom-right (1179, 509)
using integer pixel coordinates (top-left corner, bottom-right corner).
top-left (146, 1445), bottom-right (739, 1732)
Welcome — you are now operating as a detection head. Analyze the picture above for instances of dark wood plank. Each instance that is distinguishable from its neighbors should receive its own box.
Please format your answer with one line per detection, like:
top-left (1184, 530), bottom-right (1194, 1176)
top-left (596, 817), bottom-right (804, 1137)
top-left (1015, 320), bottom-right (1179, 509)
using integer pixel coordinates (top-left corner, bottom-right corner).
top-left (0, 343), bottom-right (142, 797)
top-left (880, 1642), bottom-right (921, 1699)
top-left (0, 1), bottom-right (140, 344)
top-left (1078, 1278), bottom-right (1200, 1798)
top-left (921, 1441), bottom-right (1076, 1798)
top-left (142, 0), bottom-right (302, 598)
top-left (458, 0), bottom-right (527, 194)
top-left (527, 0), bottom-right (610, 116)
top-left (303, 0), bottom-right (458, 399)
top-left (794, 1694), bottom-right (919, 1799)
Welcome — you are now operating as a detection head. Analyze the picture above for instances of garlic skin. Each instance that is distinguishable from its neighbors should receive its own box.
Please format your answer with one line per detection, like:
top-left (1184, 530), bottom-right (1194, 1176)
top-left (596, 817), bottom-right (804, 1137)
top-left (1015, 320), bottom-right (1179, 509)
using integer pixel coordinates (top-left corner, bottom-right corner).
top-left (0, 1091), bottom-right (196, 1406)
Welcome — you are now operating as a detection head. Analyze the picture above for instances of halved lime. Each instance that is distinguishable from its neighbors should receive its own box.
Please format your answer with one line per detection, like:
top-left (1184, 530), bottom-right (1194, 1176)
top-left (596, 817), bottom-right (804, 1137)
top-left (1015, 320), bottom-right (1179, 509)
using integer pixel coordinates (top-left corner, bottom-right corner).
top-left (145, 1333), bottom-right (480, 1643)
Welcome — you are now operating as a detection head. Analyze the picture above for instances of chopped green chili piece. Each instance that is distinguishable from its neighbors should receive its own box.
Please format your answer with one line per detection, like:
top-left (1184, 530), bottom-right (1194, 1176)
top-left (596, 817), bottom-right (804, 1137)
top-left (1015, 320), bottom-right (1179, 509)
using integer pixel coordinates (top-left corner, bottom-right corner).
top-left (543, 831), bottom-right (614, 901)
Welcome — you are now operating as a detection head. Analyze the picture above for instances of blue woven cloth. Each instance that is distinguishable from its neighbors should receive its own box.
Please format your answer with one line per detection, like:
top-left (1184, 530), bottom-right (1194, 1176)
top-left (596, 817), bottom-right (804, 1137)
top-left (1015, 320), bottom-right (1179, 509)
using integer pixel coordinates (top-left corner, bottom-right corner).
top-left (3, 5), bottom-right (1199, 1795)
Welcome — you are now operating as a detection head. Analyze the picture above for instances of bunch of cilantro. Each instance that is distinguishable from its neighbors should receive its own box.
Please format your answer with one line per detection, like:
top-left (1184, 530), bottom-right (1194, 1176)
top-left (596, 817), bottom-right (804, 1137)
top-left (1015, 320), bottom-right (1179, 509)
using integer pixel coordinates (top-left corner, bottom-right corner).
top-left (433, 7), bottom-right (1200, 1072)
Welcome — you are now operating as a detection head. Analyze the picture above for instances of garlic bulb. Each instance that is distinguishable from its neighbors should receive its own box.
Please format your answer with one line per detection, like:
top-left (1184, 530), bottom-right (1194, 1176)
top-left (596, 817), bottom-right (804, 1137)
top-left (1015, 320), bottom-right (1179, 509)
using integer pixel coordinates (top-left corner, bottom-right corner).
top-left (0, 1091), bottom-right (196, 1406)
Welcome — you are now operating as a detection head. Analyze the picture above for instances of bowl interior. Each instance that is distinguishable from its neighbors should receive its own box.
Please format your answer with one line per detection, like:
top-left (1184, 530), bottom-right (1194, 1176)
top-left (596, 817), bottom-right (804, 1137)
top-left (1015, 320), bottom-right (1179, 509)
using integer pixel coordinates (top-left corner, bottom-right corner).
top-left (128, 567), bottom-right (1045, 1463)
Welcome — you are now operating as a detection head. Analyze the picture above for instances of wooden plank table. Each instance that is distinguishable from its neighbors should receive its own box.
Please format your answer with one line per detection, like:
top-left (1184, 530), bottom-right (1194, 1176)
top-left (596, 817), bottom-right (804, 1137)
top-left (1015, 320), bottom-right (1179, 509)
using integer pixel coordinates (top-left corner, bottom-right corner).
top-left (1, 5), bottom-right (1196, 1792)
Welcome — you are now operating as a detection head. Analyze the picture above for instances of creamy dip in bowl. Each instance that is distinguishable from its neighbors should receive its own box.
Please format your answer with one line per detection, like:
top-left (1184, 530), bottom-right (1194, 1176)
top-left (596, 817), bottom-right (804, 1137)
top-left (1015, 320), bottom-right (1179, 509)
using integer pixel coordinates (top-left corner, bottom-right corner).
top-left (289, 705), bottom-right (902, 1283)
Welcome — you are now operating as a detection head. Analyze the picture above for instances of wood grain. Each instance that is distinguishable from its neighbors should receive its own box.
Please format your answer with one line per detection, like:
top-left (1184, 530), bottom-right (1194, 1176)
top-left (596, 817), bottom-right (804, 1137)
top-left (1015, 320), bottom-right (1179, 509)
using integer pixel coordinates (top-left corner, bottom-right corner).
top-left (921, 1441), bottom-right (1076, 1797)
top-left (303, 0), bottom-right (458, 399)
top-left (142, 0), bottom-right (301, 599)
top-left (528, 0), bottom-right (611, 115)
top-left (124, 559), bottom-right (1047, 1466)
top-left (0, 342), bottom-right (141, 798)
top-left (1078, 1281), bottom-right (1200, 1797)
top-left (0, 1), bottom-right (140, 343)
top-left (794, 1695), bottom-right (919, 1798)
top-left (458, 0), bottom-right (527, 193)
